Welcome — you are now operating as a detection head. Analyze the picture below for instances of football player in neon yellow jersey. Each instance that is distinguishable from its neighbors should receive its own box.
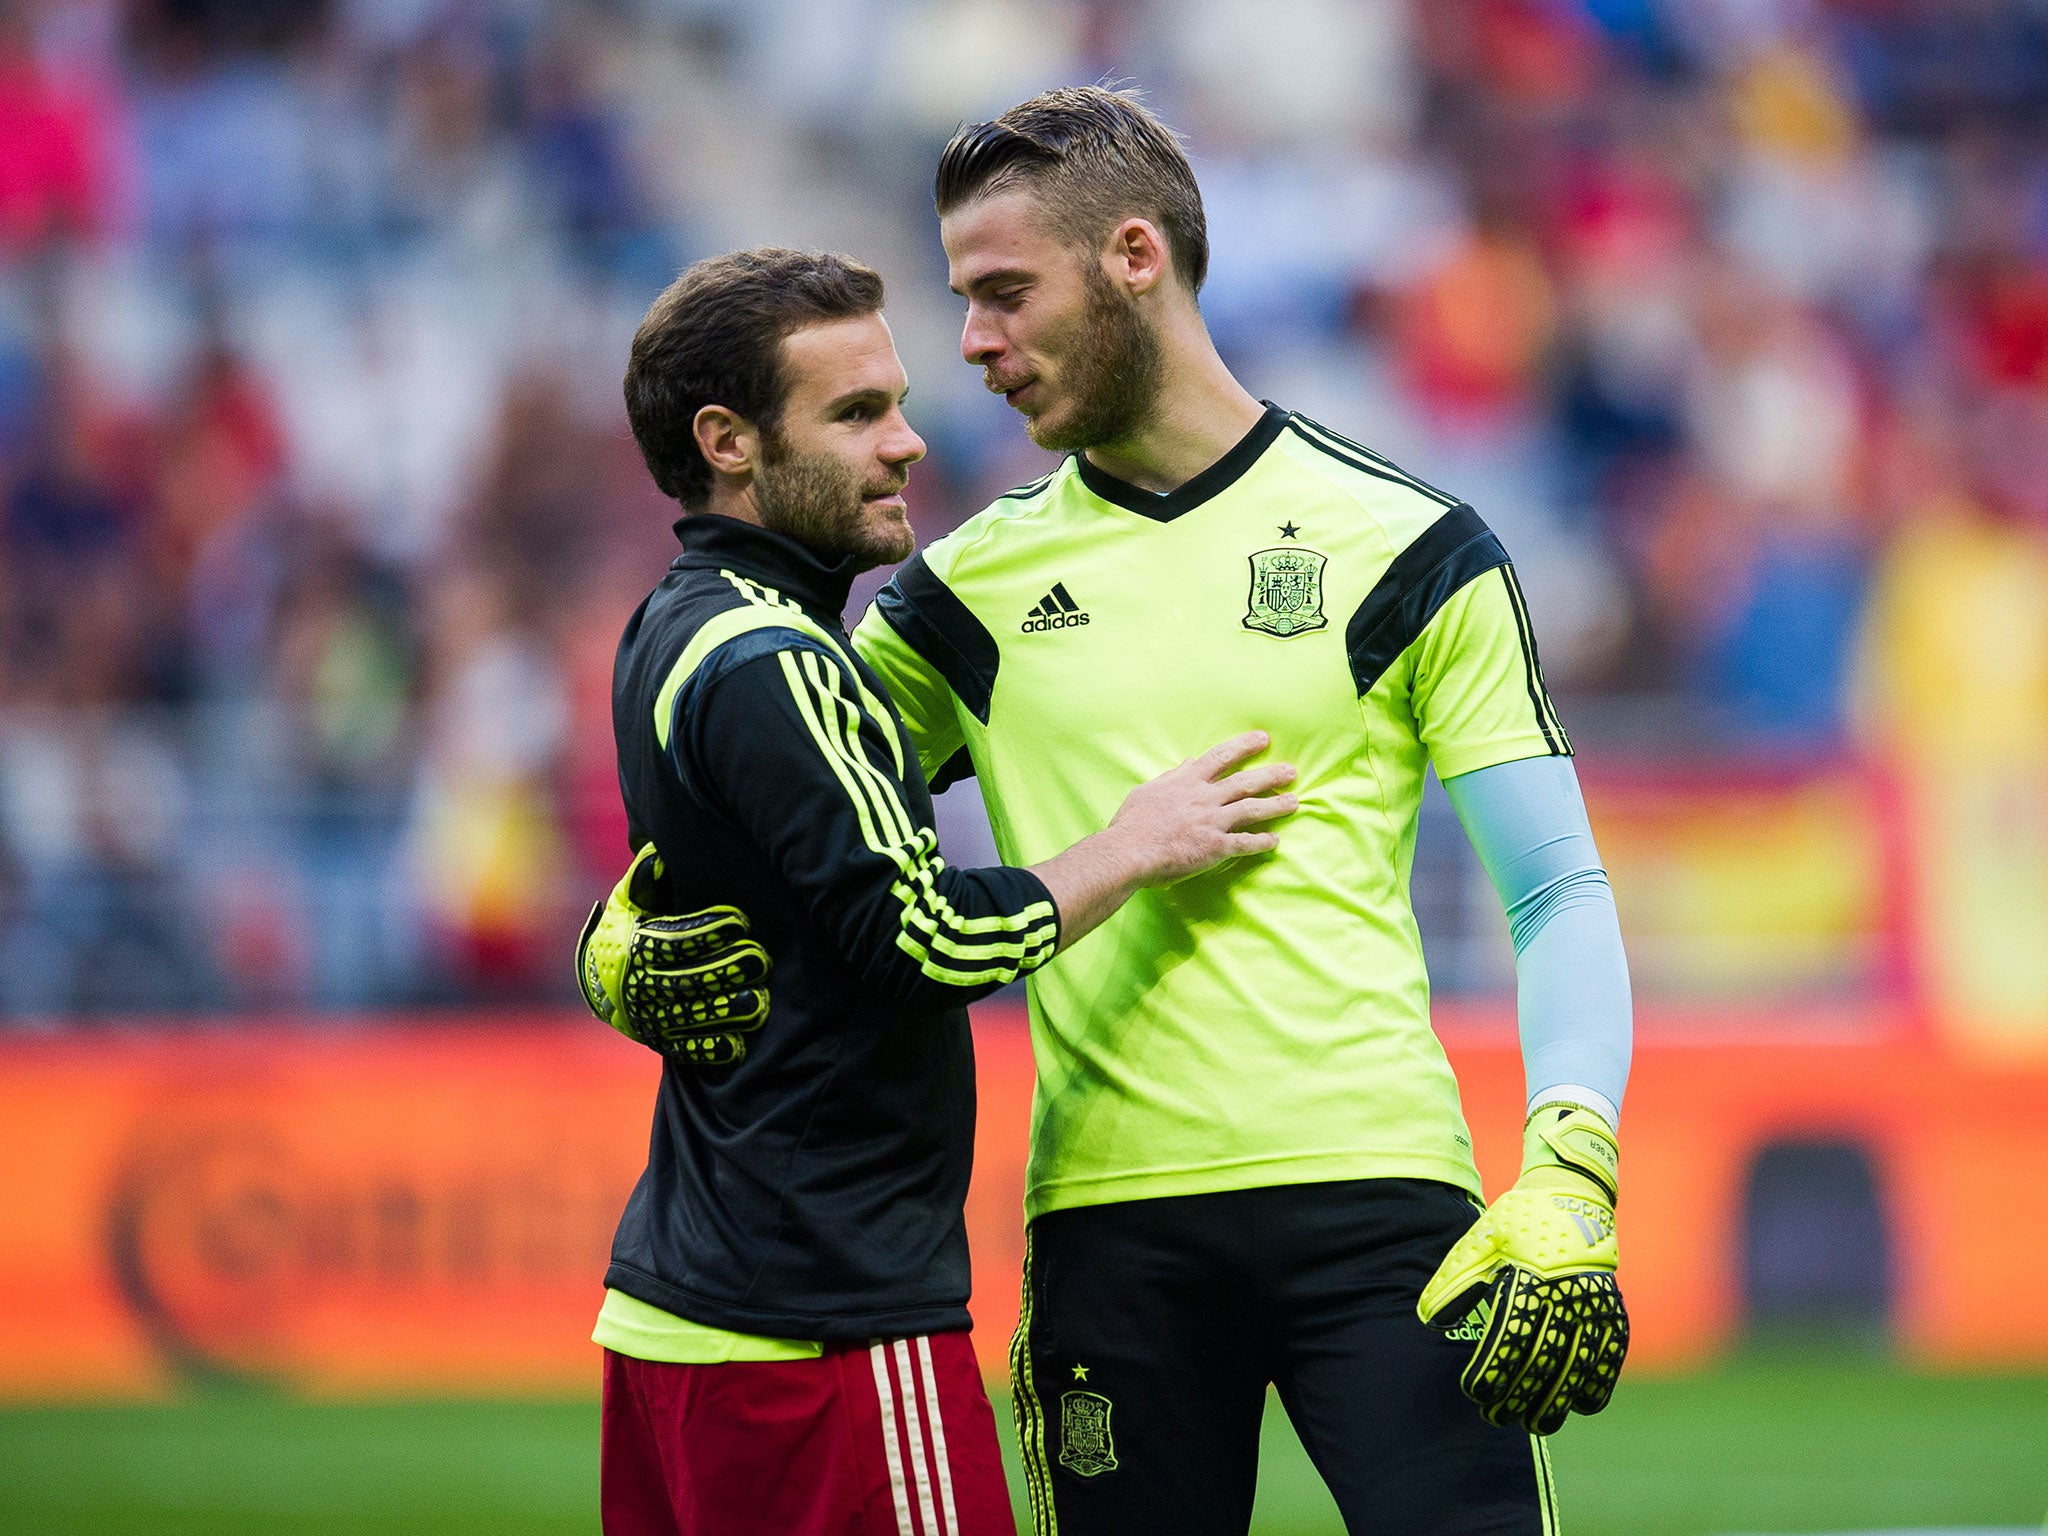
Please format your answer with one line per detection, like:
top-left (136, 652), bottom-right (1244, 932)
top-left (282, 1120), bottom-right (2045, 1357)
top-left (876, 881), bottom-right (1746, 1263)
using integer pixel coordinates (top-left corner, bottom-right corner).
top-left (599, 86), bottom-right (1635, 1535)
top-left (868, 86), bottom-right (1632, 1534)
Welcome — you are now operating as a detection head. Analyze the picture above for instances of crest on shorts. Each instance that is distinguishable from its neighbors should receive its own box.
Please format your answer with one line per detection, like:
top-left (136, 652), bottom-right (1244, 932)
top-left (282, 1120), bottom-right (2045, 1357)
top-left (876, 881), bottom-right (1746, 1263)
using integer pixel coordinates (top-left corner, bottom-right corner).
top-left (1058, 1390), bottom-right (1118, 1477)
top-left (1242, 547), bottom-right (1328, 638)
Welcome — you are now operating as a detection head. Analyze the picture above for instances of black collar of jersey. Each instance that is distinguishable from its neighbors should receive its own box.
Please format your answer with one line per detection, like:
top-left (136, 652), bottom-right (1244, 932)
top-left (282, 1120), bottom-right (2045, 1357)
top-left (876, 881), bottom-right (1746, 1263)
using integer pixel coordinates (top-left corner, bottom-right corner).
top-left (671, 512), bottom-right (863, 622)
top-left (1072, 402), bottom-right (1288, 523)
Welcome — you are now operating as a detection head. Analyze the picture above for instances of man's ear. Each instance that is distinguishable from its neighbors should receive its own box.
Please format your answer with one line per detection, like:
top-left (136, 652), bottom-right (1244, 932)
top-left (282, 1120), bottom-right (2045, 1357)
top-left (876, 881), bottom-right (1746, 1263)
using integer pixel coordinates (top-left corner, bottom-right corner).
top-left (1105, 217), bottom-right (1171, 298)
top-left (693, 404), bottom-right (760, 481)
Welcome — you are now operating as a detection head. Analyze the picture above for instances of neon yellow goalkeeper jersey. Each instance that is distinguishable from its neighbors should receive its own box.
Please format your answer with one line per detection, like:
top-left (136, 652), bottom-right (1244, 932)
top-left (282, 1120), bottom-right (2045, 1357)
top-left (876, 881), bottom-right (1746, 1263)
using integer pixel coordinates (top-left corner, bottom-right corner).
top-left (852, 405), bottom-right (1570, 1217)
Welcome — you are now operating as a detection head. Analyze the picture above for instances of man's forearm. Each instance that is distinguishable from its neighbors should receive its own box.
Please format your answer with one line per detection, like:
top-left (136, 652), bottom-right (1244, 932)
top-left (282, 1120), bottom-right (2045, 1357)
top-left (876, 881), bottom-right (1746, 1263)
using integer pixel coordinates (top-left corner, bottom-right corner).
top-left (1442, 755), bottom-right (1633, 1120)
top-left (1029, 834), bottom-right (1148, 954)
top-left (687, 645), bottom-right (1059, 1010)
top-left (1030, 731), bottom-right (1295, 955)
top-left (1509, 871), bottom-right (1631, 1124)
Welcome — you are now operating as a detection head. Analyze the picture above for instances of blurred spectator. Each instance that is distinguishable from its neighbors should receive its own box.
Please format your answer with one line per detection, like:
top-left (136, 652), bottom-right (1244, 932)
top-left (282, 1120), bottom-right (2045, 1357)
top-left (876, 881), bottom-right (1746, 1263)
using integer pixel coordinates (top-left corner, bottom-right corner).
top-left (1396, 219), bottom-right (1560, 431)
top-left (1679, 272), bottom-right (1872, 738)
top-left (408, 565), bottom-right (569, 997)
top-left (0, 1), bottom-right (121, 253)
top-left (386, 27), bottom-right (527, 250)
top-left (152, 336), bottom-right (290, 588)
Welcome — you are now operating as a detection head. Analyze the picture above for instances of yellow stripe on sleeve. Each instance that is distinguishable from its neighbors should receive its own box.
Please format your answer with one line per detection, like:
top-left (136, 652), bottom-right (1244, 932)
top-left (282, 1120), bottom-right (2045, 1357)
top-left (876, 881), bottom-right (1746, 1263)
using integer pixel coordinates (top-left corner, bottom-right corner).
top-left (775, 650), bottom-right (1052, 984)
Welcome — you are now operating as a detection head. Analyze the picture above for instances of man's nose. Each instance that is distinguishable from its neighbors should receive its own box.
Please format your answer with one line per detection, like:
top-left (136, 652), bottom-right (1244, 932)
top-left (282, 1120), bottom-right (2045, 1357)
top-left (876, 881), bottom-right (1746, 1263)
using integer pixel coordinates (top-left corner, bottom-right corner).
top-left (885, 419), bottom-right (927, 467)
top-left (961, 307), bottom-right (1003, 367)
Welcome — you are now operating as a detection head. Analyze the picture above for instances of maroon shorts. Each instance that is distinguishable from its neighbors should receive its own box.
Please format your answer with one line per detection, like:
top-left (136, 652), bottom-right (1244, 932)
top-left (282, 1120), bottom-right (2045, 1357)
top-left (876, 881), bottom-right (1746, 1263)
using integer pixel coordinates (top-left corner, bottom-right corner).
top-left (601, 1334), bottom-right (1016, 1536)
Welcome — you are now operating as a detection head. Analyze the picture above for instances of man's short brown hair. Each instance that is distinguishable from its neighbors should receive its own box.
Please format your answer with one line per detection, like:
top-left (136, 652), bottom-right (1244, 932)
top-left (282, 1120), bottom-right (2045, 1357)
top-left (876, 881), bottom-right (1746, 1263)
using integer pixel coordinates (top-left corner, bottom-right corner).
top-left (934, 85), bottom-right (1208, 293)
top-left (625, 248), bottom-right (885, 507)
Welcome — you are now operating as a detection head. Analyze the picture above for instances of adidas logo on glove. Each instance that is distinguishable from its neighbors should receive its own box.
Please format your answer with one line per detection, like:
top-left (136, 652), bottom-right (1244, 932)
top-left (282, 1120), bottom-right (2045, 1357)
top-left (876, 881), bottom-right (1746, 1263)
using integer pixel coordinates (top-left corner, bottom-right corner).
top-left (1443, 1296), bottom-right (1494, 1342)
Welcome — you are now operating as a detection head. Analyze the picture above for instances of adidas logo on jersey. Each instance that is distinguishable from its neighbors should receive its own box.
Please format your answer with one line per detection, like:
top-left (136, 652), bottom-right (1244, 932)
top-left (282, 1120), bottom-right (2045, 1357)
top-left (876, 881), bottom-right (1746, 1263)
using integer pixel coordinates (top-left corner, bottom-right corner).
top-left (1022, 583), bottom-right (1090, 633)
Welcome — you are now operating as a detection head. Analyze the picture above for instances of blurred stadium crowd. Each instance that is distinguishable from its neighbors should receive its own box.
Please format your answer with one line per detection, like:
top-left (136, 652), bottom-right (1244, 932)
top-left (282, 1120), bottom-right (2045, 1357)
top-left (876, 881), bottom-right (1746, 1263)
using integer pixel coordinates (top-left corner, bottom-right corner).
top-left (1, 0), bottom-right (2045, 1016)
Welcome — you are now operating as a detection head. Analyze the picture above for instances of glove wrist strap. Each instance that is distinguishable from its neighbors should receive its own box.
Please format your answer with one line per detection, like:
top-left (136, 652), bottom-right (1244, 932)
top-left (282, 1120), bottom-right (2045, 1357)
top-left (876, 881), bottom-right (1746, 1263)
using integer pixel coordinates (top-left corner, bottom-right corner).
top-left (1521, 1103), bottom-right (1620, 1204)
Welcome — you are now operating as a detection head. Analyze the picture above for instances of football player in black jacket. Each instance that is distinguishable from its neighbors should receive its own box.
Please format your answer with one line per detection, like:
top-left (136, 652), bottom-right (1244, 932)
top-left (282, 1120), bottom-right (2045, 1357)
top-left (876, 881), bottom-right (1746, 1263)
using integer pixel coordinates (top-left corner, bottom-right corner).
top-left (583, 247), bottom-right (1295, 1536)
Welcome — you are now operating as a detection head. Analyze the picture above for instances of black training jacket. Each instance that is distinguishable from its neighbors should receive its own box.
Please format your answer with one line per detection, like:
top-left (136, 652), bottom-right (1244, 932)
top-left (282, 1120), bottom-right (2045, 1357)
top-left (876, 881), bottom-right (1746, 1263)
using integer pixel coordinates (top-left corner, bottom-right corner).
top-left (603, 513), bottom-right (1060, 1341)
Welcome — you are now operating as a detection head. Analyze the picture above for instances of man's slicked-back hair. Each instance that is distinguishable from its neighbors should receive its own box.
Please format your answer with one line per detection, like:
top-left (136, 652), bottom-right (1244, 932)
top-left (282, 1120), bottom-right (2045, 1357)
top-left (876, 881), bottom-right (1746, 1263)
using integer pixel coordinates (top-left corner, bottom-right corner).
top-left (625, 248), bottom-right (885, 507)
top-left (934, 85), bottom-right (1209, 294)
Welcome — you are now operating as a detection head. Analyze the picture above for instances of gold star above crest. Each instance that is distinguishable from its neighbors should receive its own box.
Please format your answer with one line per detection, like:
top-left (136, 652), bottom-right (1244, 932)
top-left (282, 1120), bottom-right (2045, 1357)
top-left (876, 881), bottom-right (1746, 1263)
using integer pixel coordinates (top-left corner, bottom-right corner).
top-left (1072, 1364), bottom-right (1089, 1381)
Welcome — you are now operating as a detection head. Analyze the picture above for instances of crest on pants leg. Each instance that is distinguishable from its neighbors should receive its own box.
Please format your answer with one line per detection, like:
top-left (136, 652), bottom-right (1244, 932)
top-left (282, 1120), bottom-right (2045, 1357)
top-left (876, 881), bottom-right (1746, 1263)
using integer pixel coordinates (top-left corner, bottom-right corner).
top-left (1058, 1390), bottom-right (1118, 1476)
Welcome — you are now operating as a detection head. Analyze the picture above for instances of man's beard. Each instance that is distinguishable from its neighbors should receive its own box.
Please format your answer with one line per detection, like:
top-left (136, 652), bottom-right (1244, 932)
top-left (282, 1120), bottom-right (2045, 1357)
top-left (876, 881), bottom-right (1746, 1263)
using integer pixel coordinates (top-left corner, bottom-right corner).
top-left (754, 438), bottom-right (913, 570)
top-left (1025, 261), bottom-right (1165, 453)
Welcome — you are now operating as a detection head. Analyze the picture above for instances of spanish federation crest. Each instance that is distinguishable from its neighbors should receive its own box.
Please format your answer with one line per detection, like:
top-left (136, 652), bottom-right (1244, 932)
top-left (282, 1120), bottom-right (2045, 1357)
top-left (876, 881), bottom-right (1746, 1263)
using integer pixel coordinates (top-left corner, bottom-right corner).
top-left (1058, 1390), bottom-right (1118, 1477)
top-left (1242, 546), bottom-right (1328, 638)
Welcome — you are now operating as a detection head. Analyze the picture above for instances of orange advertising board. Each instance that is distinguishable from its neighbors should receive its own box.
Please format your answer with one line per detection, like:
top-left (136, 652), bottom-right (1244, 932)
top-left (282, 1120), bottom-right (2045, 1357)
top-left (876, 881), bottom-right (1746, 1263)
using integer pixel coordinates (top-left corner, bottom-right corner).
top-left (1, 1006), bottom-right (2045, 1401)
top-left (0, 1018), bottom-right (642, 1399)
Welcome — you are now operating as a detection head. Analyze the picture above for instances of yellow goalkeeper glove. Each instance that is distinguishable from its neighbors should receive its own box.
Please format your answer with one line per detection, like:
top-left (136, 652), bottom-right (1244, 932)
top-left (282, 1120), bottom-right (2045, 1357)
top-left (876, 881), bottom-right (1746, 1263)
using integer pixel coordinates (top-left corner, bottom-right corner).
top-left (576, 845), bottom-right (771, 1066)
top-left (1417, 1102), bottom-right (1629, 1435)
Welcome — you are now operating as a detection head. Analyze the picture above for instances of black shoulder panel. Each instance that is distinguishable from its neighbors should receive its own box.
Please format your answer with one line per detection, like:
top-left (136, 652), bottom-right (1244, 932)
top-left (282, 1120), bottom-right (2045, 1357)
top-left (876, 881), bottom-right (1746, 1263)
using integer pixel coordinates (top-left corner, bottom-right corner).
top-left (873, 552), bottom-right (1000, 725)
top-left (1344, 504), bottom-right (1510, 696)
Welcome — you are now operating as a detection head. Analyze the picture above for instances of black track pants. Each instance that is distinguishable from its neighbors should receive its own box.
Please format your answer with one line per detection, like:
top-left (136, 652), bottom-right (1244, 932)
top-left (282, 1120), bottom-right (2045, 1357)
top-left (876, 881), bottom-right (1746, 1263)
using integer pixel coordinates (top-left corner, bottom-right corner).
top-left (1007, 1178), bottom-right (1556, 1536)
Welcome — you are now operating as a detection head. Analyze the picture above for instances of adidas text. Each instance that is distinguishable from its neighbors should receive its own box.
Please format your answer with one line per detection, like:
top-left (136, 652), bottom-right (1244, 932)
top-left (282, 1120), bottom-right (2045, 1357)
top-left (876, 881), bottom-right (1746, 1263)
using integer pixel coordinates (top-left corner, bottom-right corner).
top-left (1022, 611), bottom-right (1090, 633)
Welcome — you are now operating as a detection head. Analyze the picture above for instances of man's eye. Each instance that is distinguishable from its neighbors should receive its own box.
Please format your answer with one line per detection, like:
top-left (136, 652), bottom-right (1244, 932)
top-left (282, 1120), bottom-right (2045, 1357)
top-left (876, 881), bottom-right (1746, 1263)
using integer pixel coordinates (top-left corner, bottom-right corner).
top-left (995, 288), bottom-right (1026, 305)
top-left (842, 404), bottom-right (872, 423)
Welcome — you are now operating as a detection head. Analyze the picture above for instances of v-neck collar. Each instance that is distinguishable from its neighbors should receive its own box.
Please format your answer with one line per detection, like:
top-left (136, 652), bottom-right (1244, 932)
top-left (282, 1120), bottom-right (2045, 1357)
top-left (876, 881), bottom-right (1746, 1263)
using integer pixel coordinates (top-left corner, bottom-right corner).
top-left (1072, 403), bottom-right (1287, 523)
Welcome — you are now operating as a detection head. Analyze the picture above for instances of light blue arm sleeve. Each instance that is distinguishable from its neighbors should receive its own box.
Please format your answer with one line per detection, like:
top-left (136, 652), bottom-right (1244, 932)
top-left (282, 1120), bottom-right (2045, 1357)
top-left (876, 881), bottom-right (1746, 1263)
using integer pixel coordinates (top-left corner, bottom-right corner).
top-left (1441, 755), bottom-right (1633, 1123)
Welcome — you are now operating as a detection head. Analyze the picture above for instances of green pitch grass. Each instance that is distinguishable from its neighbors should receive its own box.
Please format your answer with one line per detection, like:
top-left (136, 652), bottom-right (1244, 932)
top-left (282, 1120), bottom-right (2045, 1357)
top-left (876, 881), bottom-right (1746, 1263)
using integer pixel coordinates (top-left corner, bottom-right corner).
top-left (0, 1357), bottom-right (2040, 1535)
